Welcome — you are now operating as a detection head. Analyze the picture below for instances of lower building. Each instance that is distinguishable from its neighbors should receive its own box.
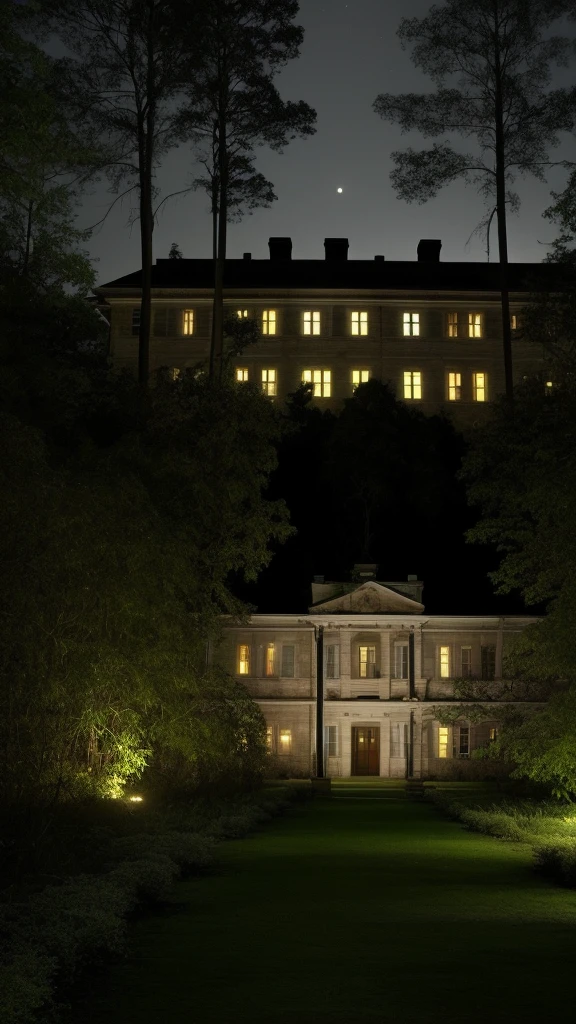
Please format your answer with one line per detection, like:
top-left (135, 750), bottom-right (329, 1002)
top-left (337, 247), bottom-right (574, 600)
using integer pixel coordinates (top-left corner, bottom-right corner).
top-left (216, 568), bottom-right (538, 779)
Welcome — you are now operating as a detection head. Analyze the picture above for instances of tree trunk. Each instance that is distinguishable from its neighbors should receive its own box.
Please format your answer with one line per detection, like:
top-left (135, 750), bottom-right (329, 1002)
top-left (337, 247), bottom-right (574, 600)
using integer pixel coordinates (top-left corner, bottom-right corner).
top-left (211, 111), bottom-right (228, 381)
top-left (137, 1), bottom-right (157, 389)
top-left (22, 200), bottom-right (34, 277)
top-left (493, 5), bottom-right (514, 400)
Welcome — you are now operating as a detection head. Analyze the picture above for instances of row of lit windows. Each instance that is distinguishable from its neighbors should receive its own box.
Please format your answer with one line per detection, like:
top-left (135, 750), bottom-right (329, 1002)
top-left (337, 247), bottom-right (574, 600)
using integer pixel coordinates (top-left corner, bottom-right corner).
top-left (132, 307), bottom-right (519, 338)
top-left (238, 643), bottom-right (295, 678)
top-left (236, 367), bottom-right (489, 402)
top-left (265, 722), bottom-right (497, 761)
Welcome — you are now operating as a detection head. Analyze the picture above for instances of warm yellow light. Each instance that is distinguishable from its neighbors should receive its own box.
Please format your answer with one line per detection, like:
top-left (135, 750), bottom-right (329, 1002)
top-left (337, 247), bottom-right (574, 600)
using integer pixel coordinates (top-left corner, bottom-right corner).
top-left (546, 380), bottom-right (553, 388)
top-left (438, 727), bottom-right (449, 758)
top-left (439, 646), bottom-right (450, 678)
top-left (129, 795), bottom-right (143, 803)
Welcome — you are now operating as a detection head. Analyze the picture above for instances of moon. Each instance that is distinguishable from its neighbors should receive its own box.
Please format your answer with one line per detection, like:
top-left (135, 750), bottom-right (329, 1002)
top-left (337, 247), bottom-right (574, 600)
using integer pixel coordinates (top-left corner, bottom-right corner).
top-left (337, 187), bottom-right (343, 193)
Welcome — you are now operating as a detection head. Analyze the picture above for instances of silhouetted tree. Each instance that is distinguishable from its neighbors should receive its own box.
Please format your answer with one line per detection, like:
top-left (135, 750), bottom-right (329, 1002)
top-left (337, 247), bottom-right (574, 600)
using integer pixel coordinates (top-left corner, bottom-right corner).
top-left (168, 241), bottom-right (184, 259)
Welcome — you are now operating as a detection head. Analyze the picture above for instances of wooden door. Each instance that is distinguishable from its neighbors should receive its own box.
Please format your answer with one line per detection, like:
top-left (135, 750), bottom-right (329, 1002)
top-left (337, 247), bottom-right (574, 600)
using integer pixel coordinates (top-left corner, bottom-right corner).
top-left (352, 726), bottom-right (380, 776)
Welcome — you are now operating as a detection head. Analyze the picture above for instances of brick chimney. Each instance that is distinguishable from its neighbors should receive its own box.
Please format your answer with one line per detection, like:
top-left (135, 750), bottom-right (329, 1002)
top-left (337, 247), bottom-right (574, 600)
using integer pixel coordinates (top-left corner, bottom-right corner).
top-left (324, 237), bottom-right (349, 260)
top-left (268, 237), bottom-right (292, 260)
top-left (417, 239), bottom-right (442, 261)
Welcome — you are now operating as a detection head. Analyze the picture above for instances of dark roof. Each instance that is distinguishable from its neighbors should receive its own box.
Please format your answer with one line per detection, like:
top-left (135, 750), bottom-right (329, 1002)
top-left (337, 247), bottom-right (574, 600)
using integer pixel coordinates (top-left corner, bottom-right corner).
top-left (96, 258), bottom-right (572, 294)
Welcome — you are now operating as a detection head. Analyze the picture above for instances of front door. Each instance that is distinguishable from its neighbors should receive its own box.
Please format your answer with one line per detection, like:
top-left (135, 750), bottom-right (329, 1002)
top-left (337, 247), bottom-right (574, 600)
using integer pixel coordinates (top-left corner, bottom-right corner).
top-left (351, 726), bottom-right (380, 776)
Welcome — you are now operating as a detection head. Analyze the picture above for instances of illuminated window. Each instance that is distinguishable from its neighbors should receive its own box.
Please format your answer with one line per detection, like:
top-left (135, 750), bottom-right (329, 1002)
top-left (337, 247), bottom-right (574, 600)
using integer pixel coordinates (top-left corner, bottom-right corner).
top-left (237, 309), bottom-right (248, 318)
top-left (279, 728), bottom-right (292, 753)
top-left (472, 372), bottom-right (487, 402)
top-left (447, 312), bottom-right (458, 338)
top-left (262, 368), bottom-right (277, 396)
top-left (351, 311), bottom-right (368, 335)
top-left (461, 647), bottom-right (472, 677)
top-left (325, 725), bottom-right (338, 757)
top-left (438, 726), bottom-right (449, 758)
top-left (281, 645), bottom-right (294, 678)
top-left (390, 723), bottom-right (405, 758)
top-left (359, 645), bottom-right (376, 678)
top-left (302, 369), bottom-right (331, 397)
top-left (183, 309), bottom-right (194, 335)
top-left (262, 310), bottom-right (276, 335)
top-left (170, 367), bottom-right (181, 381)
top-left (403, 371), bottom-right (422, 400)
top-left (394, 644), bottom-right (408, 679)
top-left (131, 307), bottom-right (141, 335)
top-left (545, 380), bottom-right (554, 390)
top-left (447, 372), bottom-right (461, 401)
top-left (468, 313), bottom-right (482, 338)
top-left (403, 312), bottom-right (420, 336)
top-left (236, 368), bottom-right (249, 382)
top-left (326, 644), bottom-right (340, 679)
top-left (511, 314), bottom-right (518, 331)
top-left (265, 725), bottom-right (273, 752)
top-left (459, 725), bottom-right (469, 757)
top-left (303, 311), bottom-right (321, 335)
top-left (439, 646), bottom-right (450, 678)
top-left (481, 645), bottom-right (496, 681)
top-left (352, 369), bottom-right (369, 390)
top-left (489, 726), bottom-right (499, 742)
top-left (265, 643), bottom-right (275, 677)
top-left (237, 644), bottom-right (250, 675)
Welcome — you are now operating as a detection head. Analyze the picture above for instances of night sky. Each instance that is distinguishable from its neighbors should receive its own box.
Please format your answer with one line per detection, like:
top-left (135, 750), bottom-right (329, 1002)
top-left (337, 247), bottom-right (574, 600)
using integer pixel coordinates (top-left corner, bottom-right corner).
top-left (82, 0), bottom-right (574, 286)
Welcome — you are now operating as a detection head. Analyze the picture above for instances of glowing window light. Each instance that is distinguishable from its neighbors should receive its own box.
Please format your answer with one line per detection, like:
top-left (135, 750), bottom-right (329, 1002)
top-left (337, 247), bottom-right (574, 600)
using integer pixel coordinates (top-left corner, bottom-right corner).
top-left (303, 311), bottom-right (320, 335)
top-left (403, 312), bottom-right (419, 336)
top-left (279, 728), bottom-right (291, 752)
top-left (438, 727), bottom-right (449, 758)
top-left (468, 313), bottom-right (482, 338)
top-left (473, 372), bottom-right (487, 402)
top-left (403, 371), bottom-right (422, 400)
top-left (265, 643), bottom-right (275, 676)
top-left (352, 369), bottom-right (369, 390)
top-left (261, 368), bottom-right (277, 396)
top-left (439, 646), bottom-right (450, 678)
top-left (236, 368), bottom-right (248, 382)
top-left (359, 645), bottom-right (376, 678)
top-left (448, 372), bottom-right (461, 401)
top-left (183, 309), bottom-right (194, 335)
top-left (238, 644), bottom-right (250, 675)
top-left (351, 311), bottom-right (368, 336)
top-left (262, 310), bottom-right (276, 335)
top-left (302, 369), bottom-right (331, 397)
top-left (237, 309), bottom-right (248, 318)
top-left (128, 795), bottom-right (143, 802)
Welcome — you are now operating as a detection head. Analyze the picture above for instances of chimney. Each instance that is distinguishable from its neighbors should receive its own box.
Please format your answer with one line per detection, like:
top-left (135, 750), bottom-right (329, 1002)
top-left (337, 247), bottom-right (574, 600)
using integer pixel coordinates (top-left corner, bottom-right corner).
top-left (374, 254), bottom-right (385, 262)
top-left (243, 252), bottom-right (251, 260)
top-left (268, 237), bottom-right (292, 260)
top-left (352, 562), bottom-right (378, 580)
top-left (324, 237), bottom-right (349, 261)
top-left (417, 239), bottom-right (442, 262)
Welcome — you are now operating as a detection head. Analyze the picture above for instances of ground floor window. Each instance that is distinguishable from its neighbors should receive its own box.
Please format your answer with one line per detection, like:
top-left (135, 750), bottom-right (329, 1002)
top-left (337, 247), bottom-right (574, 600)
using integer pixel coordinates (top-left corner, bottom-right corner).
top-left (325, 725), bottom-right (338, 757)
top-left (438, 726), bottom-right (449, 758)
top-left (390, 722), bottom-right (406, 758)
top-left (266, 725), bottom-right (292, 754)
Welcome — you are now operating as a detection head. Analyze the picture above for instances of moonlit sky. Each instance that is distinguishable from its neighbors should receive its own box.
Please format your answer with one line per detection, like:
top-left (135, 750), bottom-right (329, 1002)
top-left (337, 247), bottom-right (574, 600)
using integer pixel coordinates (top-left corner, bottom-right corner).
top-left (80, 0), bottom-right (575, 286)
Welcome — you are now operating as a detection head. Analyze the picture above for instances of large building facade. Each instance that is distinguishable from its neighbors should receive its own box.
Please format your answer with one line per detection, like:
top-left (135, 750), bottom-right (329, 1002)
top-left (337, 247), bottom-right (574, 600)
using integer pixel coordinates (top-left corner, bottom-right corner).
top-left (216, 571), bottom-right (538, 779)
top-left (94, 236), bottom-right (560, 425)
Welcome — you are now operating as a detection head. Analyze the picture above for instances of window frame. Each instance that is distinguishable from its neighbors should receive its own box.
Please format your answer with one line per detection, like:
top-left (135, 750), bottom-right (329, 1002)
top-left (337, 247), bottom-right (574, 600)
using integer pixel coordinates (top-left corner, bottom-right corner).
top-left (439, 645), bottom-right (451, 679)
top-left (359, 645), bottom-right (377, 679)
top-left (351, 311), bottom-right (368, 336)
top-left (131, 307), bottom-right (141, 336)
top-left (236, 368), bottom-right (249, 382)
top-left (281, 644), bottom-right (295, 679)
top-left (265, 642), bottom-right (275, 677)
top-left (447, 312), bottom-right (458, 338)
top-left (262, 309), bottom-right (276, 335)
top-left (325, 644), bottom-right (340, 680)
top-left (351, 368), bottom-right (370, 390)
top-left (237, 644), bottom-right (250, 676)
top-left (278, 728), bottom-right (292, 754)
top-left (468, 312), bottom-right (483, 338)
top-left (302, 369), bottom-right (331, 397)
top-left (403, 370), bottom-right (422, 400)
top-left (182, 309), bottom-right (194, 335)
top-left (447, 371), bottom-right (462, 401)
top-left (403, 312), bottom-right (420, 337)
top-left (261, 368), bottom-right (277, 397)
top-left (461, 646), bottom-right (472, 678)
top-left (472, 372), bottom-right (487, 402)
top-left (393, 644), bottom-right (409, 680)
top-left (303, 310), bottom-right (321, 336)
top-left (438, 725), bottom-right (449, 758)
top-left (325, 725), bottom-right (338, 758)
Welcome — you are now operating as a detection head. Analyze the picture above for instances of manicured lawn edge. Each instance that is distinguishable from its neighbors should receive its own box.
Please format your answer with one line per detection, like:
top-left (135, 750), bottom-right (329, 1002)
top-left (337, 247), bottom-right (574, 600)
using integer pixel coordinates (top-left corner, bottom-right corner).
top-left (0, 785), bottom-right (306, 1024)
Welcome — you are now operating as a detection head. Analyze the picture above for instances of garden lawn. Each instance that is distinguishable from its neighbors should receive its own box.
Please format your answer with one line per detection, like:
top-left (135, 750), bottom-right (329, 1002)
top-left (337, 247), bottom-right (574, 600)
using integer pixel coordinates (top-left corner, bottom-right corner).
top-left (69, 781), bottom-right (576, 1024)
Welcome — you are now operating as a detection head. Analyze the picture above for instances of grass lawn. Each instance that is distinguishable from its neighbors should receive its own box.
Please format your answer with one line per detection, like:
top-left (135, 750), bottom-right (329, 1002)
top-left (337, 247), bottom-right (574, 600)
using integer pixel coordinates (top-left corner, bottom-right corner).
top-left (69, 781), bottom-right (576, 1024)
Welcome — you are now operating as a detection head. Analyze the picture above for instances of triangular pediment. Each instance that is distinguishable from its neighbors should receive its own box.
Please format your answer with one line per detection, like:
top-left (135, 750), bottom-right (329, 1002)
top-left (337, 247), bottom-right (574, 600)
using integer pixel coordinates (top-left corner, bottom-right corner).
top-left (309, 580), bottom-right (424, 615)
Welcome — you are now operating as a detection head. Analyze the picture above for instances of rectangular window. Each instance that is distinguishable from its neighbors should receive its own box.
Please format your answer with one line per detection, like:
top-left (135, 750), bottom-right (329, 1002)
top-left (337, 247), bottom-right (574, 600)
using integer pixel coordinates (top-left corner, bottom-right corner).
top-left (351, 311), bottom-right (368, 336)
top-left (238, 644), bottom-right (250, 675)
top-left (447, 312), bottom-right (458, 338)
top-left (183, 309), bottom-right (194, 335)
top-left (439, 646), bottom-right (450, 678)
top-left (265, 725), bottom-right (273, 752)
top-left (351, 369), bottom-right (369, 390)
top-left (447, 372), bottom-right (461, 401)
top-left (326, 644), bottom-right (340, 680)
top-left (237, 309), bottom-right (248, 318)
top-left (459, 725), bottom-right (470, 757)
top-left (394, 644), bottom-right (408, 679)
top-left (481, 645), bottom-right (496, 681)
top-left (489, 726), bottom-right (499, 742)
top-left (325, 725), bottom-right (338, 757)
top-left (438, 726), bottom-right (449, 758)
top-left (359, 645), bottom-right (376, 678)
top-left (390, 723), bottom-right (406, 758)
top-left (262, 368), bottom-right (277, 396)
top-left (262, 310), bottom-right (276, 335)
top-left (511, 314), bottom-right (521, 331)
top-left (279, 728), bottom-right (292, 753)
top-left (302, 369), bottom-right (331, 397)
top-left (468, 313), bottom-right (482, 338)
top-left (461, 646), bottom-right (472, 677)
top-left (403, 312), bottom-right (420, 336)
top-left (236, 368), bottom-right (249, 382)
top-left (281, 645), bottom-right (295, 678)
top-left (403, 371), bottom-right (422, 400)
top-left (473, 372), bottom-right (487, 402)
top-left (265, 643), bottom-right (275, 677)
top-left (131, 307), bottom-right (141, 335)
top-left (303, 311), bottom-right (321, 335)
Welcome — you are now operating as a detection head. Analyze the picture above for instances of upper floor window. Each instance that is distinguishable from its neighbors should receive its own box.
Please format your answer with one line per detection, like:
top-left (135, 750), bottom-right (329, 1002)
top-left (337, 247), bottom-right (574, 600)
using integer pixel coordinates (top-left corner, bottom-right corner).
top-left (262, 310), bottom-right (276, 335)
top-left (183, 309), bottom-right (194, 335)
top-left (237, 309), bottom-right (248, 318)
top-left (481, 645), bottom-right (496, 681)
top-left (281, 645), bottom-right (295, 678)
top-left (447, 372), bottom-right (461, 401)
top-left (326, 644), bottom-right (340, 680)
top-left (351, 311), bottom-right (368, 336)
top-left (468, 313), bottom-right (482, 338)
top-left (131, 307), bottom-right (141, 335)
top-left (472, 372), bottom-right (487, 402)
top-left (403, 370), bottom-right (422, 400)
top-left (359, 645), bottom-right (377, 678)
top-left (237, 644), bottom-right (250, 675)
top-left (303, 369), bottom-right (331, 397)
top-left (265, 643), bottom-right (275, 677)
top-left (351, 369), bottom-right (369, 391)
top-left (394, 644), bottom-right (408, 679)
top-left (461, 646), bottom-right (472, 677)
top-left (303, 311), bottom-right (321, 335)
top-left (439, 645), bottom-right (450, 678)
top-left (262, 369), bottom-right (277, 397)
top-left (236, 368), bottom-right (249, 382)
top-left (447, 312), bottom-right (458, 338)
top-left (438, 726), bottom-right (449, 758)
top-left (511, 314), bottom-right (518, 331)
top-left (403, 312), bottom-right (420, 336)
